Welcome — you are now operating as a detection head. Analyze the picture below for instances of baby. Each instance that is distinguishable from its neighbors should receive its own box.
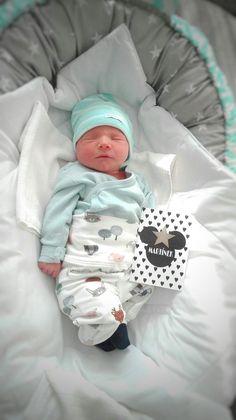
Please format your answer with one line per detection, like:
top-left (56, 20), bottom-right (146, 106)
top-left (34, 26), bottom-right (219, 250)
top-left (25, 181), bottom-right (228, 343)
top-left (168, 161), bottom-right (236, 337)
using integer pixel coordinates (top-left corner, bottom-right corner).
top-left (38, 93), bottom-right (155, 351)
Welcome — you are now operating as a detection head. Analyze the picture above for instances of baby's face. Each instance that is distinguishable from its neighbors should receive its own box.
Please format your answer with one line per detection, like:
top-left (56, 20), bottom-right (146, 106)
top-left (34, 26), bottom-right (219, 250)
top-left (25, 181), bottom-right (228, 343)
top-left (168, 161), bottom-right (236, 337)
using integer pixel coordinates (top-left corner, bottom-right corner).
top-left (75, 125), bottom-right (129, 176)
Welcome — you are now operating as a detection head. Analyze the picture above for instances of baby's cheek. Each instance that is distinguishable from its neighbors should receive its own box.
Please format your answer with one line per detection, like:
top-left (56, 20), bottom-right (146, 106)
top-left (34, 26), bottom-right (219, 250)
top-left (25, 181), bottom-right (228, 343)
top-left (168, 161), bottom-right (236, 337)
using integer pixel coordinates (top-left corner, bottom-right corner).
top-left (76, 146), bottom-right (93, 164)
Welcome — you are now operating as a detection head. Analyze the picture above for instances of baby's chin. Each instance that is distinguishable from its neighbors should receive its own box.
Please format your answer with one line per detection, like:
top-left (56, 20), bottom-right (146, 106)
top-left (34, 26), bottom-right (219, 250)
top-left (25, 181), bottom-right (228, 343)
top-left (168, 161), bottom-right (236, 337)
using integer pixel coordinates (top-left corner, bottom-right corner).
top-left (82, 160), bottom-right (123, 174)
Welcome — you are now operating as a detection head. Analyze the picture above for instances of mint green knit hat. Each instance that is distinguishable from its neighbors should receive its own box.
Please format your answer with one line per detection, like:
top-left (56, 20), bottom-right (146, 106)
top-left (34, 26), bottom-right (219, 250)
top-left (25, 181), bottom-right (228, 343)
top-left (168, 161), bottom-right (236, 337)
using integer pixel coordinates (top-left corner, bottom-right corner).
top-left (71, 93), bottom-right (134, 156)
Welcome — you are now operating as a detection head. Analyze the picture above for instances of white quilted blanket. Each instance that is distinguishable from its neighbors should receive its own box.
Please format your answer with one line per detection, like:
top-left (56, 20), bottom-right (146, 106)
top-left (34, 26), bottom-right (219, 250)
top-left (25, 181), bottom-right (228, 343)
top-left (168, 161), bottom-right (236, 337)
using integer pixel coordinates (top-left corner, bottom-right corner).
top-left (0, 25), bottom-right (235, 420)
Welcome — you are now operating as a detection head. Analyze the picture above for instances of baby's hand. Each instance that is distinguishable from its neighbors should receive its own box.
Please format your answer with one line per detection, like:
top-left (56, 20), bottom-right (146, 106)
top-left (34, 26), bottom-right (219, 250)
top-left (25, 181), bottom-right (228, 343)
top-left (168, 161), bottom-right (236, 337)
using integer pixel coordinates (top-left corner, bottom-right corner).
top-left (38, 261), bottom-right (62, 278)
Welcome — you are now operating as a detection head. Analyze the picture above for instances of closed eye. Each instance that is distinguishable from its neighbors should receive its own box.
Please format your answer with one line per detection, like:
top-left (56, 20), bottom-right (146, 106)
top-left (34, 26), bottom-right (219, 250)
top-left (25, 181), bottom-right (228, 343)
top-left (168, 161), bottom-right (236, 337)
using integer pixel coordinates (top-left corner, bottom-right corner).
top-left (112, 136), bottom-right (126, 141)
top-left (81, 138), bottom-right (97, 142)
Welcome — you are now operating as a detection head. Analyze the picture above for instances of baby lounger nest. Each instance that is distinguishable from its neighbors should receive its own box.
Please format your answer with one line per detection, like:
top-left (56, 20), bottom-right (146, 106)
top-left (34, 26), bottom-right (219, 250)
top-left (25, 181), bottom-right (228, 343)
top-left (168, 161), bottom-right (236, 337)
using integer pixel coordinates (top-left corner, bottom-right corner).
top-left (1, 0), bottom-right (236, 171)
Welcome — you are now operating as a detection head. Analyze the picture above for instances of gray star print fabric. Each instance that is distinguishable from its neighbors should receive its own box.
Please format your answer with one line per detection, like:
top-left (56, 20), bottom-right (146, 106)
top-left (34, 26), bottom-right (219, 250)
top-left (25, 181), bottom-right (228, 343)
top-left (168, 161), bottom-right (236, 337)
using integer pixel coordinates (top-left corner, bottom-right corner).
top-left (0, 0), bottom-right (229, 162)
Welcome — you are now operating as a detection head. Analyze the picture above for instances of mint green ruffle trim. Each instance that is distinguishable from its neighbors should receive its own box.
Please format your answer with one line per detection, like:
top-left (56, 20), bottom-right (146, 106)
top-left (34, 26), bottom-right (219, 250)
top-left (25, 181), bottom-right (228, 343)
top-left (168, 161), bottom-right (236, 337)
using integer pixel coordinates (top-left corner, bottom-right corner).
top-left (170, 14), bottom-right (236, 174)
top-left (0, 0), bottom-right (47, 32)
top-left (151, 0), bottom-right (179, 13)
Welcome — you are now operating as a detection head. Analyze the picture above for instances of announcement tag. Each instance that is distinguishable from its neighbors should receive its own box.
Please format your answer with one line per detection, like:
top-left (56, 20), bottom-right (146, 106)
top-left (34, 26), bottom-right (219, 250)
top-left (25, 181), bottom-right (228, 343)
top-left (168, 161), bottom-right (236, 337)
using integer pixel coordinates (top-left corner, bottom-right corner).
top-left (130, 208), bottom-right (193, 291)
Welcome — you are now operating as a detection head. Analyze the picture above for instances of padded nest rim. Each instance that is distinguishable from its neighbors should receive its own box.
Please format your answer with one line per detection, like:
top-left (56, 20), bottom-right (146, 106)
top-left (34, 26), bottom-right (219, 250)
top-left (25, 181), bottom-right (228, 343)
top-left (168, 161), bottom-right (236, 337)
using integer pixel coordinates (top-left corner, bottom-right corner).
top-left (0, 0), bottom-right (236, 170)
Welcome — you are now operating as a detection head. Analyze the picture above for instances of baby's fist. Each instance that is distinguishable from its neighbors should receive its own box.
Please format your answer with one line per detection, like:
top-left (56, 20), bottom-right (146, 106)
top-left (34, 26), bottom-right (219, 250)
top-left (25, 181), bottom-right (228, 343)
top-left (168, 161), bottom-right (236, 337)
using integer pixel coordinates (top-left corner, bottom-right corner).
top-left (38, 261), bottom-right (62, 278)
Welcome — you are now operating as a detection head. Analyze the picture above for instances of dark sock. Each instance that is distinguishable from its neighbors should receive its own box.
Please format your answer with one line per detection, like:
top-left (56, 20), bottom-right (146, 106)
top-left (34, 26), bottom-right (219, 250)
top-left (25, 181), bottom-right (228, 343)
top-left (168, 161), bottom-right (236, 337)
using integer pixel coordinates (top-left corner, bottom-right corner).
top-left (110, 324), bottom-right (130, 350)
top-left (95, 338), bottom-right (116, 352)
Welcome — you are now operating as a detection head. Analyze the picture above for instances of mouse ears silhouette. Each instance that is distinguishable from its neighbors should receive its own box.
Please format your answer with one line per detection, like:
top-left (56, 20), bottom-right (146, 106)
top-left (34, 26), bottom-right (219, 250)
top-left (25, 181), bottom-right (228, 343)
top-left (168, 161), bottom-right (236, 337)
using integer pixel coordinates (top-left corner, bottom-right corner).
top-left (139, 226), bottom-right (186, 249)
top-left (138, 226), bottom-right (186, 267)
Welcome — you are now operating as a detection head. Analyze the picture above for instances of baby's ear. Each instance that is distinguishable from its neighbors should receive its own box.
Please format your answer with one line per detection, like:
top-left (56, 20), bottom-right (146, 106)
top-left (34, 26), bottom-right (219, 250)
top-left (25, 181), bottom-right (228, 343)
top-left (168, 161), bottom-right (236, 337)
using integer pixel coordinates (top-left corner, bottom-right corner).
top-left (138, 227), bottom-right (157, 245)
top-left (169, 231), bottom-right (186, 250)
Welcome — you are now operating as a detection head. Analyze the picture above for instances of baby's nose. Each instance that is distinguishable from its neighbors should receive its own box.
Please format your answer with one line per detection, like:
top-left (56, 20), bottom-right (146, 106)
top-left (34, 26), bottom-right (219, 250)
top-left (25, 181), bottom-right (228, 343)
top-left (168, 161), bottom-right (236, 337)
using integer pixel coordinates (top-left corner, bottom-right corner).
top-left (98, 137), bottom-right (111, 149)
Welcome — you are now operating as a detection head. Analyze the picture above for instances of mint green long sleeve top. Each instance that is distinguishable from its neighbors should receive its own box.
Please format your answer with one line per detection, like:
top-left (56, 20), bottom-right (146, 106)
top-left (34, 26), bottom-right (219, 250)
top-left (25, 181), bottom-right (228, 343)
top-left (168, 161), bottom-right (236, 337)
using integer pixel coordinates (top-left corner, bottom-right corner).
top-left (39, 162), bottom-right (155, 263)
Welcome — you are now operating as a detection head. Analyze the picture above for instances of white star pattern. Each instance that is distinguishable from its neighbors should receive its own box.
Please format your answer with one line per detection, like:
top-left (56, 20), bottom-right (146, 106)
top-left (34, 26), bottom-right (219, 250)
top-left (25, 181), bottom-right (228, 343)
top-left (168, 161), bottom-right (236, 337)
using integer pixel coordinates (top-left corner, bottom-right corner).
top-left (57, 59), bottom-right (66, 68)
top-left (28, 42), bottom-right (40, 56)
top-left (0, 76), bottom-right (13, 92)
top-left (170, 112), bottom-right (178, 119)
top-left (43, 28), bottom-right (55, 37)
top-left (152, 227), bottom-right (175, 248)
top-left (185, 84), bottom-right (196, 94)
top-left (198, 125), bottom-right (207, 132)
top-left (170, 36), bottom-right (181, 47)
top-left (150, 45), bottom-right (162, 60)
top-left (0, 49), bottom-right (14, 63)
top-left (91, 32), bottom-right (103, 44)
top-left (148, 14), bottom-right (156, 25)
top-left (196, 112), bottom-right (203, 122)
top-left (163, 84), bottom-right (170, 94)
